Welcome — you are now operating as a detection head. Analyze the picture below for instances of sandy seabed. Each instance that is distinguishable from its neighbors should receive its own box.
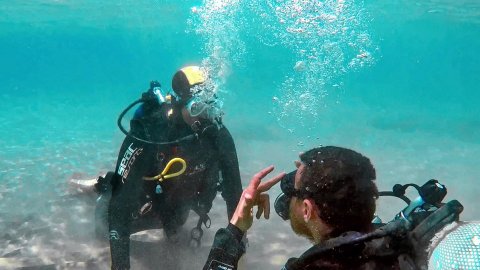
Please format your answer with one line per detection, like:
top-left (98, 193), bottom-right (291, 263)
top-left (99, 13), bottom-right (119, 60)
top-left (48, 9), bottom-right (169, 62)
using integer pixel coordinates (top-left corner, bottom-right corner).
top-left (1, 97), bottom-right (480, 269)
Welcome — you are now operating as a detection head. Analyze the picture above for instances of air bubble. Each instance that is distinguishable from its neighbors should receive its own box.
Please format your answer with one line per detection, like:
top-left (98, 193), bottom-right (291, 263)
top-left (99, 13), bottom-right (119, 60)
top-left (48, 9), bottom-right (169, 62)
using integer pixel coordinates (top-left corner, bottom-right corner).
top-left (190, 0), bottom-right (375, 127)
top-left (473, 235), bottom-right (480, 246)
top-left (294, 61), bottom-right (306, 71)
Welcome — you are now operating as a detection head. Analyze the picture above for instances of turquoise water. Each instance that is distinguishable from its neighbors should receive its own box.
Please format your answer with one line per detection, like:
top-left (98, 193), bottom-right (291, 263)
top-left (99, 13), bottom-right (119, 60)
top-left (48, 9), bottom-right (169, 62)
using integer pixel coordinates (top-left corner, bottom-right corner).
top-left (1, 0), bottom-right (479, 269)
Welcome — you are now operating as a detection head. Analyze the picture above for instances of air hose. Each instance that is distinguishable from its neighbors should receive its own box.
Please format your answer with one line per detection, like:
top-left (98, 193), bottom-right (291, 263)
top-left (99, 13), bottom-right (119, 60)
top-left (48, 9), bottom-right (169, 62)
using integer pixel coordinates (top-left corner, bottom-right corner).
top-left (117, 97), bottom-right (198, 145)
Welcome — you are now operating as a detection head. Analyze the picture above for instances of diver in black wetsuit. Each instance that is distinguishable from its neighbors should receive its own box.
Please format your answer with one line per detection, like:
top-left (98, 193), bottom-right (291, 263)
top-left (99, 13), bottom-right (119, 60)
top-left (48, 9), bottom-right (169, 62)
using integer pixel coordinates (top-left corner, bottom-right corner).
top-left (99, 66), bottom-right (243, 270)
top-left (202, 147), bottom-right (467, 270)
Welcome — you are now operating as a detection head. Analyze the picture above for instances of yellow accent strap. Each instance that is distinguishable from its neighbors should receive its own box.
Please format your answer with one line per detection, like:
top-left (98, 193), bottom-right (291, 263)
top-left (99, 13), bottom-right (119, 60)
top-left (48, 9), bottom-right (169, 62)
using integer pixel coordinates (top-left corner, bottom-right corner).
top-left (181, 66), bottom-right (206, 86)
top-left (143, 157), bottom-right (187, 181)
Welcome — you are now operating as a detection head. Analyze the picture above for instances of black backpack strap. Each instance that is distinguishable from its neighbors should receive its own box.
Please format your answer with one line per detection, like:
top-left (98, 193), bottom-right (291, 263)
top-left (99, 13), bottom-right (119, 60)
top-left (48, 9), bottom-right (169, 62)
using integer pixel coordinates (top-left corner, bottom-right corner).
top-left (288, 218), bottom-right (415, 269)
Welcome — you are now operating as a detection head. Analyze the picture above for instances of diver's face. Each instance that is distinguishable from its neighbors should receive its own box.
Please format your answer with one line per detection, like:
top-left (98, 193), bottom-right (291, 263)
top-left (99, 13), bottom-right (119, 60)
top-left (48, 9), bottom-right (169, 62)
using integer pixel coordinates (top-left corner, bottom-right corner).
top-left (289, 160), bottom-right (313, 241)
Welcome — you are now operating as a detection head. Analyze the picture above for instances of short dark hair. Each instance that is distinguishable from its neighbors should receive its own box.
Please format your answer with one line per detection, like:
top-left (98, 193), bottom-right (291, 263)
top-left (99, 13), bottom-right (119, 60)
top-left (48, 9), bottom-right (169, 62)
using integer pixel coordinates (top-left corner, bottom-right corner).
top-left (299, 146), bottom-right (378, 236)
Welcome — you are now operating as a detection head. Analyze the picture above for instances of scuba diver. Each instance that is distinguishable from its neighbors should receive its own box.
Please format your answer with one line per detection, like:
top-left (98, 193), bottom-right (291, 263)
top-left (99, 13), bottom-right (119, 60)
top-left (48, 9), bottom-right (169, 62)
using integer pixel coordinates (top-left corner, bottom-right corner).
top-left (203, 146), bottom-right (478, 270)
top-left (92, 66), bottom-right (243, 270)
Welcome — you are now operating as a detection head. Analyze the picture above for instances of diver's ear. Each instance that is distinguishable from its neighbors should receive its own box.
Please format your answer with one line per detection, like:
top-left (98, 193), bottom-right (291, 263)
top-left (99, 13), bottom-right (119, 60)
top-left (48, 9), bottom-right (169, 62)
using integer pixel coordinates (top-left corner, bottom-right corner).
top-left (302, 199), bottom-right (315, 222)
top-left (294, 160), bottom-right (302, 168)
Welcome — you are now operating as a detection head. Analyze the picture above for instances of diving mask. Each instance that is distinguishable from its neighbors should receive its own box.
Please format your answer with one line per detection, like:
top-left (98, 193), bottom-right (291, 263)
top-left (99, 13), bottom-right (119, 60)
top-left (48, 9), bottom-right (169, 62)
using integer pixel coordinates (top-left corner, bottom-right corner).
top-left (274, 169), bottom-right (318, 220)
top-left (274, 170), bottom-right (298, 220)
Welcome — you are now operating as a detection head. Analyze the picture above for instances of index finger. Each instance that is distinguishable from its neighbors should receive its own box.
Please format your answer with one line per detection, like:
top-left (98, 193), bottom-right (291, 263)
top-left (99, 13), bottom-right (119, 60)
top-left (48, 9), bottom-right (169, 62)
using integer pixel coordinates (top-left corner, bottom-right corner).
top-left (246, 165), bottom-right (275, 192)
top-left (252, 165), bottom-right (275, 181)
top-left (258, 172), bottom-right (285, 193)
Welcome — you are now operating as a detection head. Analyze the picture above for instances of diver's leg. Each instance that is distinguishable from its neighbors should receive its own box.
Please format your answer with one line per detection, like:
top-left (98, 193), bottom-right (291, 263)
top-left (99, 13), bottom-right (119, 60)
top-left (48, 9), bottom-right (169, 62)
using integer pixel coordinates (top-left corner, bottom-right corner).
top-left (108, 185), bottom-right (138, 270)
top-left (159, 199), bottom-right (182, 242)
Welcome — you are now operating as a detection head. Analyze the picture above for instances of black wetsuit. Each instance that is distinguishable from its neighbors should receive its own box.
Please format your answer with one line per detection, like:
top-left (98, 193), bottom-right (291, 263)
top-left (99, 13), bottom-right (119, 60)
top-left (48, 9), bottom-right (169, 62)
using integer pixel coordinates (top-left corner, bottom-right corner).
top-left (203, 225), bottom-right (400, 270)
top-left (108, 102), bottom-right (243, 270)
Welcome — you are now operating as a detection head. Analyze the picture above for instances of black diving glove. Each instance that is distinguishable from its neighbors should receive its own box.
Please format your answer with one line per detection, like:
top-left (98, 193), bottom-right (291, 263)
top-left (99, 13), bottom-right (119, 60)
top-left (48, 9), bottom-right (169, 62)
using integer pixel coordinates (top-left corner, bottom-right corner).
top-left (94, 172), bottom-right (115, 194)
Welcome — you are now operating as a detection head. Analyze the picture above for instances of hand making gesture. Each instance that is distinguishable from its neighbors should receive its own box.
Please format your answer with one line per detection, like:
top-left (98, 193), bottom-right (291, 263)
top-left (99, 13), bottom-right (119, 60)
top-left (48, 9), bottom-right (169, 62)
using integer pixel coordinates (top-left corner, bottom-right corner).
top-left (230, 165), bottom-right (286, 232)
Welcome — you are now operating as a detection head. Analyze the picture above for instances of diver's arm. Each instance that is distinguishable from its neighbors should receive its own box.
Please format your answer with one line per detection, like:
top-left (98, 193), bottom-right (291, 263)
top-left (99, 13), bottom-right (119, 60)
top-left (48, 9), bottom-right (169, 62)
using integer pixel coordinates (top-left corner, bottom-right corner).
top-left (216, 126), bottom-right (243, 220)
top-left (108, 119), bottom-right (153, 270)
top-left (203, 223), bottom-right (245, 270)
top-left (204, 167), bottom-right (284, 270)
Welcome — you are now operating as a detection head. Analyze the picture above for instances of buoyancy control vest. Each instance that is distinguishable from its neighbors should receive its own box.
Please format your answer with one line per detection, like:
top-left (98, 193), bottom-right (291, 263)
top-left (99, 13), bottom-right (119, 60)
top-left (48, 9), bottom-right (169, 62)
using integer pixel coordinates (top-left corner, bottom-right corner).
top-left (113, 81), bottom-right (231, 247)
top-left (130, 100), bottom-right (220, 212)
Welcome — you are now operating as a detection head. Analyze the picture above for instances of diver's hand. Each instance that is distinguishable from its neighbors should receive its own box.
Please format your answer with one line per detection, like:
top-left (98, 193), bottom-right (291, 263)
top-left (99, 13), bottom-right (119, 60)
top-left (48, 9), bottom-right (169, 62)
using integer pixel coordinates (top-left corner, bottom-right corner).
top-left (230, 166), bottom-right (285, 233)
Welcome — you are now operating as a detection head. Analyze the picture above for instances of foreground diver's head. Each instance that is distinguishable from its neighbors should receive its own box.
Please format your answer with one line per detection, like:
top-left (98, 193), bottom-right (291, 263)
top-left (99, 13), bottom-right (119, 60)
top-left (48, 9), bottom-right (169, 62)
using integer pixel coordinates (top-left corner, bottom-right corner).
top-left (171, 65), bottom-right (206, 101)
top-left (275, 146), bottom-right (378, 242)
